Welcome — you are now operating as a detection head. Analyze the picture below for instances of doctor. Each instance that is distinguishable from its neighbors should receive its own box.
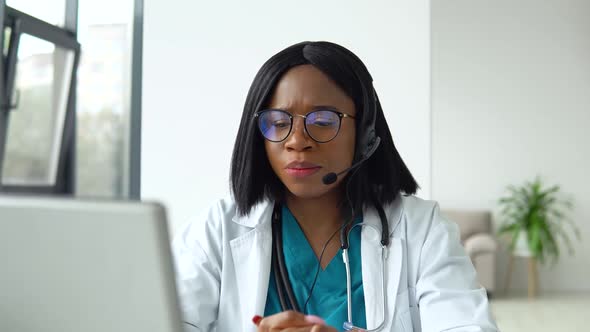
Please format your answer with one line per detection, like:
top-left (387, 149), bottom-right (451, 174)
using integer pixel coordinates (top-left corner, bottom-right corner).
top-left (172, 41), bottom-right (498, 332)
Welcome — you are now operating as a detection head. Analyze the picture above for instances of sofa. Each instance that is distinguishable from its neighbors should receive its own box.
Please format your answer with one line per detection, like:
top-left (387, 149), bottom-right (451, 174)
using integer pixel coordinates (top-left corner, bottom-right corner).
top-left (441, 209), bottom-right (498, 296)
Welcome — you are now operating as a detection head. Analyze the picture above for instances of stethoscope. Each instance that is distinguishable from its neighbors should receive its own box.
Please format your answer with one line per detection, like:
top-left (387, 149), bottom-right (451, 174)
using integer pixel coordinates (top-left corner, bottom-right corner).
top-left (271, 201), bottom-right (390, 331)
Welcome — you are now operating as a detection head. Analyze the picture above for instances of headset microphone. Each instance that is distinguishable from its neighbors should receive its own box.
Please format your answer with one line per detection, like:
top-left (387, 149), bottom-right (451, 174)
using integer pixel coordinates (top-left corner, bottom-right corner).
top-left (321, 136), bottom-right (381, 185)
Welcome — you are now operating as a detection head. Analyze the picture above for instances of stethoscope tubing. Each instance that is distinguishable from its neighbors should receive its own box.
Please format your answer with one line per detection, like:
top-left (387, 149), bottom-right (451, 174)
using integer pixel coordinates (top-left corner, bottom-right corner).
top-left (271, 202), bottom-right (389, 331)
top-left (342, 222), bottom-right (388, 331)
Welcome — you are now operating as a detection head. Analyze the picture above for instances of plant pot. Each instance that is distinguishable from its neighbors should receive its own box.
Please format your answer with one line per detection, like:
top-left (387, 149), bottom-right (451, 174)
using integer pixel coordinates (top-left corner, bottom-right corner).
top-left (513, 230), bottom-right (533, 257)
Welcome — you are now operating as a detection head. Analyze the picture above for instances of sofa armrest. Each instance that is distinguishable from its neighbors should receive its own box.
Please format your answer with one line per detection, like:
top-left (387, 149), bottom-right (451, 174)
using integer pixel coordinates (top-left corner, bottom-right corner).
top-left (464, 233), bottom-right (498, 257)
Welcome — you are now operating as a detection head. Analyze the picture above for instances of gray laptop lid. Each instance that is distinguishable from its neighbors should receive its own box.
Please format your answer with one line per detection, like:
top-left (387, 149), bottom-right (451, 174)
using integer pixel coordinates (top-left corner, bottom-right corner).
top-left (0, 196), bottom-right (183, 332)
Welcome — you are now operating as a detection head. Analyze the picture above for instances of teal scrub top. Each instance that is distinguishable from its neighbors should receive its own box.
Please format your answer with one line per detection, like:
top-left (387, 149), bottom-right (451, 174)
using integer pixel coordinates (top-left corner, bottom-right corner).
top-left (264, 205), bottom-right (367, 331)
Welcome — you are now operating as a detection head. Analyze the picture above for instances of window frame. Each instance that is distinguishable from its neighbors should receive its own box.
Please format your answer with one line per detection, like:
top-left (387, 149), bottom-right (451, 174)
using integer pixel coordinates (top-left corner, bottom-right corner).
top-left (0, 4), bottom-right (80, 194)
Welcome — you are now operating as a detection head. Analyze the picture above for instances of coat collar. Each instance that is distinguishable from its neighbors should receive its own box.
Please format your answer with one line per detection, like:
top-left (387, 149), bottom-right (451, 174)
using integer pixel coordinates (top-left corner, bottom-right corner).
top-left (230, 193), bottom-right (405, 231)
top-left (231, 199), bottom-right (273, 228)
top-left (361, 193), bottom-right (404, 237)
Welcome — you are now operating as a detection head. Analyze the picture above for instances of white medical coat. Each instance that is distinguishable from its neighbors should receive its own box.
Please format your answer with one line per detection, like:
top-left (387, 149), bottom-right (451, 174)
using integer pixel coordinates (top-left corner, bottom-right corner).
top-left (172, 195), bottom-right (499, 332)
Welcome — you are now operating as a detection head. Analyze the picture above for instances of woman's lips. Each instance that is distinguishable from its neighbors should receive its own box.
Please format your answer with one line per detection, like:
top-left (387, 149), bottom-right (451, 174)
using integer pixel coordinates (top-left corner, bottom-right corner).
top-left (285, 167), bottom-right (322, 178)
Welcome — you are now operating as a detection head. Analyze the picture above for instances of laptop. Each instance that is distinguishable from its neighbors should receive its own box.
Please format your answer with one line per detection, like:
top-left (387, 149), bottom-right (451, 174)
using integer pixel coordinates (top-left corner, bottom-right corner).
top-left (0, 195), bottom-right (184, 332)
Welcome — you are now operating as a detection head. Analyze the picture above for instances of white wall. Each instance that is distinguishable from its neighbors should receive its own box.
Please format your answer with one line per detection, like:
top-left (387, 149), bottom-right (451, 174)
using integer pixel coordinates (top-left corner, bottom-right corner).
top-left (432, 0), bottom-right (590, 291)
top-left (142, 1), bottom-right (431, 235)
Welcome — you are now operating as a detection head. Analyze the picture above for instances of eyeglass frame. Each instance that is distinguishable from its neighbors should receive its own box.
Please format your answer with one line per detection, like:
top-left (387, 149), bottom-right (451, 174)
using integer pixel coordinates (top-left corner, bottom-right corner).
top-left (254, 108), bottom-right (356, 143)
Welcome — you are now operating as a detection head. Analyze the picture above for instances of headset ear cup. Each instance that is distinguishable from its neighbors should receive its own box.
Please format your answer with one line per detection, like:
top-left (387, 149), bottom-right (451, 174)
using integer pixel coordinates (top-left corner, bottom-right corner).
top-left (368, 136), bottom-right (381, 159)
top-left (355, 86), bottom-right (379, 162)
top-left (360, 133), bottom-right (381, 161)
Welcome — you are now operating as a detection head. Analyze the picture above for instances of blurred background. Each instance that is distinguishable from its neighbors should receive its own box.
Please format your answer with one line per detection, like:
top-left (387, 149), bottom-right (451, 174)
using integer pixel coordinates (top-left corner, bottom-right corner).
top-left (1, 1), bottom-right (588, 331)
top-left (432, 1), bottom-right (589, 330)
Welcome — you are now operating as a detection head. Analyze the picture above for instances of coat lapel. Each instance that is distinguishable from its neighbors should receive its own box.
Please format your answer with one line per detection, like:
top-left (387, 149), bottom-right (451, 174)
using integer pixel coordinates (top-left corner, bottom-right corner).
top-left (361, 197), bottom-right (404, 330)
top-left (230, 201), bottom-right (273, 332)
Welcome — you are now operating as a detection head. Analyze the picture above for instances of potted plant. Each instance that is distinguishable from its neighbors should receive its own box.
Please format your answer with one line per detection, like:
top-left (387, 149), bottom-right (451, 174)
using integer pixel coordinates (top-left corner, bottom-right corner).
top-left (498, 176), bottom-right (580, 265)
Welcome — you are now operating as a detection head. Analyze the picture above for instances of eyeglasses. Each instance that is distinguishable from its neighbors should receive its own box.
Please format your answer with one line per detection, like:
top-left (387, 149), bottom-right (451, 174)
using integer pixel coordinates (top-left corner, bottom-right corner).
top-left (255, 109), bottom-right (355, 143)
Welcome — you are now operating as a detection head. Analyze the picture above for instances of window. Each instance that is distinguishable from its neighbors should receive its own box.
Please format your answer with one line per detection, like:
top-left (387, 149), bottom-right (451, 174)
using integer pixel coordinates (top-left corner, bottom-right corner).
top-left (2, 26), bottom-right (10, 57)
top-left (6, 0), bottom-right (66, 27)
top-left (0, 0), bottom-right (141, 198)
top-left (2, 34), bottom-right (75, 186)
top-left (75, 0), bottom-right (135, 198)
top-left (0, 5), bottom-right (80, 193)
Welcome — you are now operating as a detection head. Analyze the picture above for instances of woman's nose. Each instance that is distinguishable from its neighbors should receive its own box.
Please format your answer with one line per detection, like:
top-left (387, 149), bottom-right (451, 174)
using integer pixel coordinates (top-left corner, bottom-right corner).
top-left (284, 117), bottom-right (313, 151)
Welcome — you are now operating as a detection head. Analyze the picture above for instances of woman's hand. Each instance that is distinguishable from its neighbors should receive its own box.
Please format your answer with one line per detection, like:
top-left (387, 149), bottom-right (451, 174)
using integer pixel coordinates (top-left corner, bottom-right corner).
top-left (253, 311), bottom-right (338, 332)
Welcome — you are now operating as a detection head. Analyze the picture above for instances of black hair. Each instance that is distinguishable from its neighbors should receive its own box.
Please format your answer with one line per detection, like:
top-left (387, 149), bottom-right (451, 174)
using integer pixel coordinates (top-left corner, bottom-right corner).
top-left (230, 41), bottom-right (418, 216)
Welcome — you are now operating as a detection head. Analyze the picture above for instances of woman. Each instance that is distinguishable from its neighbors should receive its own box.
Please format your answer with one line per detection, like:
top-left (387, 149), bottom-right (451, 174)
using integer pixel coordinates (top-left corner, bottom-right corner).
top-left (173, 41), bottom-right (498, 332)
